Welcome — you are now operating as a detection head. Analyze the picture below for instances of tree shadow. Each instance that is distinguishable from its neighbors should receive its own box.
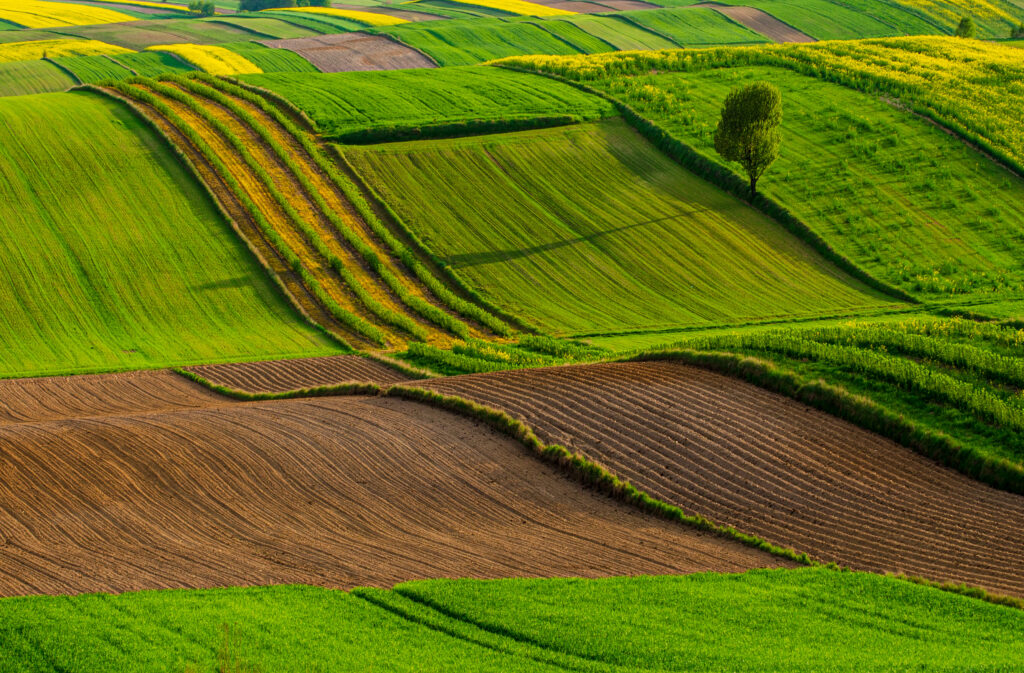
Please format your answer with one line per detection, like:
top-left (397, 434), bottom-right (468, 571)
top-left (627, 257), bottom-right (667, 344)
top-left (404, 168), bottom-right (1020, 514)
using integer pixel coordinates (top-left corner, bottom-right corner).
top-left (446, 213), bottom-right (687, 268)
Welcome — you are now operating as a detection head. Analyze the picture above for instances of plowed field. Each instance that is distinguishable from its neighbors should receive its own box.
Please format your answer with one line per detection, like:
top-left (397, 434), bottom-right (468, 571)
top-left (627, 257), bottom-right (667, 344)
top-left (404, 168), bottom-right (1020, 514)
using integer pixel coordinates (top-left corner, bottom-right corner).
top-left (0, 384), bottom-right (783, 597)
top-left (263, 33), bottom-right (436, 72)
top-left (418, 362), bottom-right (1024, 597)
top-left (185, 355), bottom-right (413, 392)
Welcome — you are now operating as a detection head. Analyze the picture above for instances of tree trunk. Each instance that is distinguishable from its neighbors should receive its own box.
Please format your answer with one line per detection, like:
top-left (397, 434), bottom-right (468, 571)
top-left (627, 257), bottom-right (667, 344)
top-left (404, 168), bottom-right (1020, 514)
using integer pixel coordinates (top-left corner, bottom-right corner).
top-left (749, 174), bottom-right (757, 201)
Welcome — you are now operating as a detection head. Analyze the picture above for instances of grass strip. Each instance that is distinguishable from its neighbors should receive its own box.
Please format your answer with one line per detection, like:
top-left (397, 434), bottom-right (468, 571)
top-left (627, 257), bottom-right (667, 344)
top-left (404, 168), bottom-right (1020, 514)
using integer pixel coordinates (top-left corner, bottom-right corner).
top-left (134, 77), bottom-right (390, 345)
top-left (184, 73), bottom-right (498, 340)
top-left (210, 74), bottom-right (520, 336)
top-left (165, 76), bottom-right (433, 342)
top-left (105, 80), bottom-right (378, 346)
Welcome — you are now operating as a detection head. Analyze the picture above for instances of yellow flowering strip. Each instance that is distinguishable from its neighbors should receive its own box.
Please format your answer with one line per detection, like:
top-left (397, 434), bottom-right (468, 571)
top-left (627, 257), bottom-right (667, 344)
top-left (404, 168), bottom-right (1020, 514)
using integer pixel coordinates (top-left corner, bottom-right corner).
top-left (90, 0), bottom-right (196, 13)
top-left (0, 38), bottom-right (132, 63)
top-left (419, 0), bottom-right (574, 16)
top-left (273, 7), bottom-right (408, 26)
top-left (146, 44), bottom-right (262, 75)
top-left (0, 0), bottom-right (136, 28)
top-left (496, 36), bottom-right (1024, 172)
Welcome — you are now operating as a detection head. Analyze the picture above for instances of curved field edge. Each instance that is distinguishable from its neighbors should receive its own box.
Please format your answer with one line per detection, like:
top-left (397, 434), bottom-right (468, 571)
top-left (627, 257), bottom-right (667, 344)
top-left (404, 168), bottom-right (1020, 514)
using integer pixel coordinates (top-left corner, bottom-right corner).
top-left (490, 63), bottom-right (918, 306)
top-left (174, 367), bottom-right (1024, 611)
top-left (2, 569), bottom-right (1023, 672)
top-left (0, 89), bottom-right (340, 379)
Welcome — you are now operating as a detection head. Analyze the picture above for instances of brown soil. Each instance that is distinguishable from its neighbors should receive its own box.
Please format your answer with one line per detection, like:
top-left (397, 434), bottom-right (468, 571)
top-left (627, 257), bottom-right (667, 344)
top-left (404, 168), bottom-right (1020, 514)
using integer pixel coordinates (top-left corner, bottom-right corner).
top-left (263, 33), bottom-right (436, 72)
top-left (0, 390), bottom-right (784, 597)
top-left (184, 355), bottom-right (413, 393)
top-left (421, 361), bottom-right (1024, 597)
top-left (692, 3), bottom-right (815, 42)
top-left (0, 370), bottom-right (225, 426)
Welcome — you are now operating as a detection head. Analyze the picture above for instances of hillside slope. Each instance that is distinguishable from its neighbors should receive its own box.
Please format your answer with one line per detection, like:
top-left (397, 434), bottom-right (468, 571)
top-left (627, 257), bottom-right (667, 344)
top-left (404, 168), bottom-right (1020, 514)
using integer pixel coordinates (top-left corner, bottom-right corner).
top-left (0, 91), bottom-right (336, 377)
top-left (346, 119), bottom-right (902, 336)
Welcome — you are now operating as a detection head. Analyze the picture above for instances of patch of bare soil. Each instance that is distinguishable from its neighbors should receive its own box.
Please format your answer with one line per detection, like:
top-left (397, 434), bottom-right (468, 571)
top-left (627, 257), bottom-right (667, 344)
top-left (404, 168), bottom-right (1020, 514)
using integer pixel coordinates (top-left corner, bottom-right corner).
top-left (692, 3), bottom-right (815, 42)
top-left (262, 33), bottom-right (436, 72)
top-left (0, 390), bottom-right (783, 596)
top-left (184, 355), bottom-right (413, 393)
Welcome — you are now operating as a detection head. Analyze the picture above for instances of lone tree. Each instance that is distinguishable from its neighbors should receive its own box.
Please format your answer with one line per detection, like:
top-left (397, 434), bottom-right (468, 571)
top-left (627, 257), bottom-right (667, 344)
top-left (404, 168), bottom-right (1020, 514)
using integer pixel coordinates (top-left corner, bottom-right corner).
top-left (714, 81), bottom-right (782, 200)
top-left (955, 16), bottom-right (976, 37)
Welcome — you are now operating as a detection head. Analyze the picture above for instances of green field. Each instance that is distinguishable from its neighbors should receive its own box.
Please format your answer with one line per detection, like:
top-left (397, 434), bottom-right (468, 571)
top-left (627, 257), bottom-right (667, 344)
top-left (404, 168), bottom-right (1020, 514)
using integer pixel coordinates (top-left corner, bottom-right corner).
top-left (53, 53), bottom-right (132, 82)
top-left (374, 18), bottom-right (583, 66)
top-left (114, 50), bottom-right (195, 76)
top-left (0, 90), bottom-right (337, 378)
top-left (656, 316), bottom-right (1024, 485)
top-left (652, 0), bottom-right (929, 38)
top-left (243, 66), bottom-right (615, 139)
top-left (550, 14), bottom-right (679, 50)
top-left (346, 119), bottom-right (899, 336)
top-left (0, 59), bottom-right (72, 96)
top-left (594, 65), bottom-right (1024, 302)
top-left (218, 41), bottom-right (318, 72)
top-left (2, 569), bottom-right (1021, 672)
top-left (615, 7), bottom-right (770, 45)
top-left (201, 16), bottom-right (326, 39)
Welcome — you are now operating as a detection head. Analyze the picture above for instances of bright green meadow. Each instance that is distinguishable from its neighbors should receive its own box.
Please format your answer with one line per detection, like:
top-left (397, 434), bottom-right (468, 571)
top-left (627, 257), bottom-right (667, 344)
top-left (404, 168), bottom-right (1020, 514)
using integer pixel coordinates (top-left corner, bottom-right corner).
top-left (2, 569), bottom-right (1022, 673)
top-left (0, 90), bottom-right (337, 378)
top-left (346, 119), bottom-right (899, 337)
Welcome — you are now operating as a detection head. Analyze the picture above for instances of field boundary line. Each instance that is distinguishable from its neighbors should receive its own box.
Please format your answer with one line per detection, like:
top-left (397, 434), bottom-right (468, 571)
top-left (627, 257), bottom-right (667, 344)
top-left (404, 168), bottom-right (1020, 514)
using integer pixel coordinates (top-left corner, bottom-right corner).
top-left (174, 364), bottom-right (1024, 611)
top-left (492, 64), bottom-right (919, 305)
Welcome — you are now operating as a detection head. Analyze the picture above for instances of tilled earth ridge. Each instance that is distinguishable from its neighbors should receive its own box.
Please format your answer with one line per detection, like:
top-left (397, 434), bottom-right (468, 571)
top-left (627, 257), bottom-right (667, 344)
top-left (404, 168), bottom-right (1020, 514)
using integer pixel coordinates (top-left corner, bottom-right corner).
top-left (0, 392), bottom-right (785, 596)
top-left (420, 361), bottom-right (1024, 597)
top-left (185, 355), bottom-right (414, 393)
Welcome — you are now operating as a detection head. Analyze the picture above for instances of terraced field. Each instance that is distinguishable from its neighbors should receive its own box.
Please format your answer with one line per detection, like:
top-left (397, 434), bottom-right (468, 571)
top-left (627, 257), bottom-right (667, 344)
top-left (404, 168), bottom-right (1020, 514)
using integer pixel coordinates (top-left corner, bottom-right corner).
top-left (346, 119), bottom-right (901, 336)
top-left (0, 90), bottom-right (335, 377)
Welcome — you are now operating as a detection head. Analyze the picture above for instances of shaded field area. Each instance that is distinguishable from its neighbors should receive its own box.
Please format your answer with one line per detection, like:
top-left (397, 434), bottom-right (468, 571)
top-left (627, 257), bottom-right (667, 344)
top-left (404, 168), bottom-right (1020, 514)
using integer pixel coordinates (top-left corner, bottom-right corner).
top-left (416, 361), bottom-right (1024, 596)
top-left (0, 377), bottom-right (780, 596)
top-left (2, 569), bottom-right (1023, 672)
top-left (346, 119), bottom-right (899, 336)
top-left (0, 90), bottom-right (336, 378)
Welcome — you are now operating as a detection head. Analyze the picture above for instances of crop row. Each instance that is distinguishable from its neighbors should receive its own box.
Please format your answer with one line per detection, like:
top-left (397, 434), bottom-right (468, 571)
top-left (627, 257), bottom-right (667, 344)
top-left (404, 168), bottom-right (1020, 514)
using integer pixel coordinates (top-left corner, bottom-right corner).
top-left (191, 74), bottom-right (512, 337)
top-left (108, 74), bottom-right (507, 350)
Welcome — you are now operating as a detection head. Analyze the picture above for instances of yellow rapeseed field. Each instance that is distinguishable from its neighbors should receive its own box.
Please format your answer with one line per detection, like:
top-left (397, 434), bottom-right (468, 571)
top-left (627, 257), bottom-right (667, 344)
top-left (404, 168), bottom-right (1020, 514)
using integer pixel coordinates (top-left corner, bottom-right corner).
top-left (274, 7), bottom-right (408, 26)
top-left (92, 0), bottom-right (195, 13)
top-left (0, 38), bottom-right (133, 63)
top-left (0, 0), bottom-right (137, 28)
top-left (146, 44), bottom-right (262, 75)
top-left (415, 0), bottom-right (574, 16)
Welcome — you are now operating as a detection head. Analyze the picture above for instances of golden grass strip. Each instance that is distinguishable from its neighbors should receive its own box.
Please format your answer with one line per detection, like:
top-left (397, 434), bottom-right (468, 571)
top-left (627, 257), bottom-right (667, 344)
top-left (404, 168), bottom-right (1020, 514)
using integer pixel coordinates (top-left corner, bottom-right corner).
top-left (145, 44), bottom-right (261, 75)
